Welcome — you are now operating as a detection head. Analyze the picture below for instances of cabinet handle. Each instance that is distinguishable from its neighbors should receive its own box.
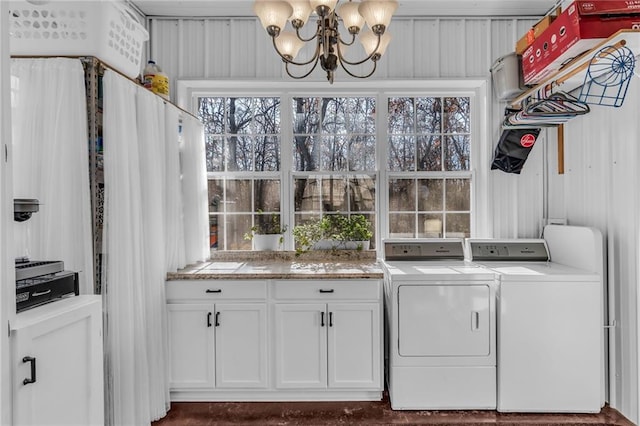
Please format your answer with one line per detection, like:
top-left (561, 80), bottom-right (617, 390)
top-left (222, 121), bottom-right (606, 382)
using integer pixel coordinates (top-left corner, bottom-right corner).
top-left (320, 311), bottom-right (325, 327)
top-left (22, 356), bottom-right (36, 385)
top-left (215, 312), bottom-right (220, 327)
top-left (207, 312), bottom-right (212, 327)
top-left (329, 312), bottom-right (333, 327)
top-left (206, 289), bottom-right (222, 294)
top-left (319, 289), bottom-right (334, 293)
top-left (471, 311), bottom-right (480, 331)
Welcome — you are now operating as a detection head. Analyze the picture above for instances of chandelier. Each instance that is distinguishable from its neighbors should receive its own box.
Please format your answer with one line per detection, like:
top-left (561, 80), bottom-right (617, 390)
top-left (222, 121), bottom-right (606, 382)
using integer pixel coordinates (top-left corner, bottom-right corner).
top-left (253, 0), bottom-right (398, 83)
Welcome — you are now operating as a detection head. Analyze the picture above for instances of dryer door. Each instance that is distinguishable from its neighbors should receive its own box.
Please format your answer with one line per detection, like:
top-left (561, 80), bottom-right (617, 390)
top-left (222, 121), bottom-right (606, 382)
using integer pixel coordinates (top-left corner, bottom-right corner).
top-left (398, 284), bottom-right (491, 357)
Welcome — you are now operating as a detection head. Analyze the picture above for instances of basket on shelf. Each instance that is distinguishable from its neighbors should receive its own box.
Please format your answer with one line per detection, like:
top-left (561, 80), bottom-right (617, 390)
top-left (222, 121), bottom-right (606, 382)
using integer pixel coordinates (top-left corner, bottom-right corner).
top-left (8, 0), bottom-right (149, 79)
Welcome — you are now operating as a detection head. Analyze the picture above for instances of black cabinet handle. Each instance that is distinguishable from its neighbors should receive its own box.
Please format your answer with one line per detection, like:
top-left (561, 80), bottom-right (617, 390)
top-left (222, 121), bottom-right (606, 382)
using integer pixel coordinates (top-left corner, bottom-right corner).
top-left (320, 311), bottom-right (325, 327)
top-left (329, 312), bottom-right (333, 327)
top-left (215, 312), bottom-right (220, 327)
top-left (319, 289), bottom-right (334, 293)
top-left (207, 312), bottom-right (212, 327)
top-left (22, 356), bottom-right (36, 385)
top-left (206, 289), bottom-right (222, 294)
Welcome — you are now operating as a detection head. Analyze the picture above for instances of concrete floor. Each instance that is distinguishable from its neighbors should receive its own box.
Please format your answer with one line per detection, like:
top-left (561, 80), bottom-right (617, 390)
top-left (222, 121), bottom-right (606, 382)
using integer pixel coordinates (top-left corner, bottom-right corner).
top-left (152, 393), bottom-right (635, 425)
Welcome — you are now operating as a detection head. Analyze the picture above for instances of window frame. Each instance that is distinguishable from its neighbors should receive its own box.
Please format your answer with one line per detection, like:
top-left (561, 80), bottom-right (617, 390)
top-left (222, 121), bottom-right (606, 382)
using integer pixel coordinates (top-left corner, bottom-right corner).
top-left (178, 79), bottom-right (491, 252)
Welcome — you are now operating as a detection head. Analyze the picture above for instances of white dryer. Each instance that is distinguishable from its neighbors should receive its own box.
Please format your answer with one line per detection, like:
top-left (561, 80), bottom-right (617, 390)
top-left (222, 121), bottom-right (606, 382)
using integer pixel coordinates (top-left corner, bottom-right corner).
top-left (382, 239), bottom-right (498, 410)
top-left (468, 226), bottom-right (603, 413)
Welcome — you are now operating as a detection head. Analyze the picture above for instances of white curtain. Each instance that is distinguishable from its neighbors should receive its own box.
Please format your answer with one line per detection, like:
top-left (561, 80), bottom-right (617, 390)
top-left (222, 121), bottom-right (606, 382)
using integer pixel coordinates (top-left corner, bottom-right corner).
top-left (164, 105), bottom-right (185, 271)
top-left (181, 114), bottom-right (209, 263)
top-left (11, 58), bottom-right (94, 294)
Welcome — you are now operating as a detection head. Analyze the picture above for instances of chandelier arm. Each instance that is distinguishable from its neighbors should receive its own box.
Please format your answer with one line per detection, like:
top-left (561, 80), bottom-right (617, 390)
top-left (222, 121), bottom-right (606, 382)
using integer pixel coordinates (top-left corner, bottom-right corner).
top-left (339, 59), bottom-right (378, 79)
top-left (336, 34), bottom-right (382, 66)
top-left (285, 58), bottom-right (321, 79)
top-left (271, 35), bottom-right (322, 67)
top-left (295, 24), bottom-right (320, 43)
top-left (337, 32), bottom-right (357, 47)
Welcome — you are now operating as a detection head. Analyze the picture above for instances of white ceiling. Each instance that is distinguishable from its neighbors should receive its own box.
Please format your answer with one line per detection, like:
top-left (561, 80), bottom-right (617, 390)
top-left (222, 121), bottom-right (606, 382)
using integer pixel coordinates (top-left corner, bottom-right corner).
top-left (131, 0), bottom-right (560, 18)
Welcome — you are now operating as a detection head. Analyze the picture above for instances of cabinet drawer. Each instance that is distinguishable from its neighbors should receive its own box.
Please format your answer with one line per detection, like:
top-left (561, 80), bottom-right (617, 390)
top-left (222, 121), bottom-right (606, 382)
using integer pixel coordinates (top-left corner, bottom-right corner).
top-left (166, 280), bottom-right (267, 301)
top-left (273, 280), bottom-right (380, 300)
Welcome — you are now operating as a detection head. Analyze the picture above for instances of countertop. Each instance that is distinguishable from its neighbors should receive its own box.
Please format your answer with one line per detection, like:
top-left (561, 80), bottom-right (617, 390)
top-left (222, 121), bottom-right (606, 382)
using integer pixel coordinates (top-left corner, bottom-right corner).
top-left (166, 250), bottom-right (383, 280)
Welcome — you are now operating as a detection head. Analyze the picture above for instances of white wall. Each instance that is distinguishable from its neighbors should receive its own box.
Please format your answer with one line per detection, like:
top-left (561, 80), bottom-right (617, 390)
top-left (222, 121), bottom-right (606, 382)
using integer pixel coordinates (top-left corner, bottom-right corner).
top-left (147, 16), bottom-right (638, 422)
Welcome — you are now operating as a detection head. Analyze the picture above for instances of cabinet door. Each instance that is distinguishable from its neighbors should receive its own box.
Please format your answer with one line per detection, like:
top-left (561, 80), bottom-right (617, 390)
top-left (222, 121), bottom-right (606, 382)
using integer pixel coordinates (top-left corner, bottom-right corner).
top-left (327, 303), bottom-right (381, 389)
top-left (12, 297), bottom-right (104, 426)
top-left (274, 303), bottom-right (327, 389)
top-left (214, 303), bottom-right (268, 388)
top-left (167, 303), bottom-right (215, 389)
top-left (397, 284), bottom-right (491, 357)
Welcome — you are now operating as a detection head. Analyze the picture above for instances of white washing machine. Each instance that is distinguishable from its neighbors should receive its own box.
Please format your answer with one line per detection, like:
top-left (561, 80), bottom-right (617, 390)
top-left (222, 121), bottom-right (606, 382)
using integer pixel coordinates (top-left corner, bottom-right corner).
top-left (467, 225), bottom-right (603, 413)
top-left (382, 239), bottom-right (498, 410)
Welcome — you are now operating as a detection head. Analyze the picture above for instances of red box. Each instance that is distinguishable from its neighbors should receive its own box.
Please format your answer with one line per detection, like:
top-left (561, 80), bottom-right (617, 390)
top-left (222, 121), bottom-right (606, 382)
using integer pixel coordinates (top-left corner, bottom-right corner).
top-left (521, 2), bottom-right (640, 84)
top-left (574, 0), bottom-right (640, 15)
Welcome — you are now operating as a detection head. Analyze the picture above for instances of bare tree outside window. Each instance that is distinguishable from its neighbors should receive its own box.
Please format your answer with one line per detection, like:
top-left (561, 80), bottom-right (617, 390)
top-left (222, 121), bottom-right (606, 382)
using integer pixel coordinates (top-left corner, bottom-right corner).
top-left (387, 96), bottom-right (472, 238)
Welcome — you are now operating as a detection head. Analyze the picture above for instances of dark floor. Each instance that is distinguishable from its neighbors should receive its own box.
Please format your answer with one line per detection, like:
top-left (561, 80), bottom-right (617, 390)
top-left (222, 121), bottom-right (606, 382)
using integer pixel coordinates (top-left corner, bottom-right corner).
top-left (152, 393), bottom-right (635, 426)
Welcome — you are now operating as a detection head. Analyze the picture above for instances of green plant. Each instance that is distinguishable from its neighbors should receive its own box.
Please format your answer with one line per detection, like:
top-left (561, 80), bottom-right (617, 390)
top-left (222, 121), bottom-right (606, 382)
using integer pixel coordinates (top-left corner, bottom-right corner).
top-left (292, 214), bottom-right (373, 253)
top-left (244, 210), bottom-right (288, 240)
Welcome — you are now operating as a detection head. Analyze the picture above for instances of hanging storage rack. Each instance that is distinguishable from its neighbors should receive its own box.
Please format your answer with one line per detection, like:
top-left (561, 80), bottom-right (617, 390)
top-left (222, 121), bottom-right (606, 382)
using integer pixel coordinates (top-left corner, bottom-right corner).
top-left (503, 92), bottom-right (590, 129)
top-left (509, 30), bottom-right (640, 111)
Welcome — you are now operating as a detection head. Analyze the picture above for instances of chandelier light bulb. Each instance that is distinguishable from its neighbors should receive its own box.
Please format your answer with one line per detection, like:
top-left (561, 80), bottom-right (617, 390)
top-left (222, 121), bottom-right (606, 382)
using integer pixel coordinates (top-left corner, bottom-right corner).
top-left (254, 0), bottom-right (294, 35)
top-left (275, 31), bottom-right (306, 59)
top-left (310, 0), bottom-right (339, 16)
top-left (360, 29), bottom-right (391, 59)
top-left (358, 0), bottom-right (398, 32)
top-left (337, 1), bottom-right (365, 34)
top-left (285, 1), bottom-right (313, 28)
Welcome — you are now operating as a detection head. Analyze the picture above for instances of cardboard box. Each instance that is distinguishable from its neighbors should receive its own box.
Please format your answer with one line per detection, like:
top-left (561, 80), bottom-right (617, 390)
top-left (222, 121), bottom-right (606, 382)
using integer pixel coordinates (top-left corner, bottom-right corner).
top-left (574, 0), bottom-right (640, 15)
top-left (521, 2), bottom-right (640, 84)
top-left (515, 15), bottom-right (556, 55)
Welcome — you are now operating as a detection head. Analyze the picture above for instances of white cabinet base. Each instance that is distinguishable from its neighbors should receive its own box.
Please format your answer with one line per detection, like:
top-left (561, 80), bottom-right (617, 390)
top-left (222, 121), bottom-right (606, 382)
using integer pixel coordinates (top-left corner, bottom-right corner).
top-left (170, 390), bottom-right (383, 402)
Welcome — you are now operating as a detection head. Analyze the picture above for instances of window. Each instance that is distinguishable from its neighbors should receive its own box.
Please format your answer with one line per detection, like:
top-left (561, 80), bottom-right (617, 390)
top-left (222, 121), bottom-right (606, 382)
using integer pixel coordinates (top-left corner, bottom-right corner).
top-left (292, 96), bottom-right (377, 248)
top-left (192, 81), bottom-right (485, 253)
top-left (199, 97), bottom-right (282, 250)
top-left (387, 96), bottom-right (472, 238)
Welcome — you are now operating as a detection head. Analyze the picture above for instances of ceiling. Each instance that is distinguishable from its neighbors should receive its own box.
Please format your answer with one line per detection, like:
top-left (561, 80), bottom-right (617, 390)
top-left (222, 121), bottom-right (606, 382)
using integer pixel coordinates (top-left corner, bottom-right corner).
top-left (131, 0), bottom-right (560, 18)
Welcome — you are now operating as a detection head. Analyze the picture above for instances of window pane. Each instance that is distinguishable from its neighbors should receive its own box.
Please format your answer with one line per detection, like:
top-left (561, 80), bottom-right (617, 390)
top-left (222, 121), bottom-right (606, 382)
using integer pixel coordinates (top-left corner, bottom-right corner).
top-left (293, 135), bottom-right (319, 171)
top-left (388, 136), bottom-right (415, 171)
top-left (254, 97), bottom-right (280, 134)
top-left (199, 97), bottom-right (225, 134)
top-left (445, 179), bottom-right (471, 211)
top-left (388, 97), bottom-right (414, 133)
top-left (348, 136), bottom-right (375, 171)
top-left (225, 214), bottom-right (252, 250)
top-left (417, 135), bottom-right (442, 171)
top-left (445, 135), bottom-right (470, 171)
top-left (389, 213), bottom-right (415, 238)
top-left (292, 97), bottom-right (320, 133)
top-left (255, 180), bottom-right (281, 212)
top-left (418, 213), bottom-right (443, 238)
top-left (255, 135), bottom-right (280, 171)
top-left (347, 98), bottom-right (375, 134)
top-left (205, 135), bottom-right (224, 172)
top-left (444, 97), bottom-right (470, 133)
top-left (388, 179), bottom-right (415, 211)
top-left (209, 214), bottom-right (221, 249)
top-left (417, 179), bottom-right (443, 211)
top-left (321, 135), bottom-right (348, 171)
top-left (294, 177), bottom-right (321, 212)
top-left (226, 135), bottom-right (253, 171)
top-left (416, 97), bottom-right (441, 134)
top-left (349, 176), bottom-right (376, 212)
top-left (445, 213), bottom-right (470, 238)
top-left (225, 179), bottom-right (252, 212)
top-left (322, 98), bottom-right (347, 134)
top-left (226, 97), bottom-right (253, 134)
top-left (321, 176), bottom-right (348, 212)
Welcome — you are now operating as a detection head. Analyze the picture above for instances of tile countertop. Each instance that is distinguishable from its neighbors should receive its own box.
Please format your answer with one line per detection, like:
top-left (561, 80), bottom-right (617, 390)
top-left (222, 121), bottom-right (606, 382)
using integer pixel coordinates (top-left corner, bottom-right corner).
top-left (166, 250), bottom-right (383, 280)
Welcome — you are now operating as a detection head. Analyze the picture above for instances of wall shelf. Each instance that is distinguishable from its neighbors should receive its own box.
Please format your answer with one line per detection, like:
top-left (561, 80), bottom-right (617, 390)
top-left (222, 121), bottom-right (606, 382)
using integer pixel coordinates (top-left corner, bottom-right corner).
top-left (509, 29), bottom-right (640, 110)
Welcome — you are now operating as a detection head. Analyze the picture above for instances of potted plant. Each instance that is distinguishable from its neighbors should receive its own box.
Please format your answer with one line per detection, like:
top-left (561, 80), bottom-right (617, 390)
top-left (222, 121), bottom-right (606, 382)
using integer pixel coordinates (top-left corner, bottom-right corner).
top-left (244, 210), bottom-right (288, 251)
top-left (292, 214), bottom-right (373, 253)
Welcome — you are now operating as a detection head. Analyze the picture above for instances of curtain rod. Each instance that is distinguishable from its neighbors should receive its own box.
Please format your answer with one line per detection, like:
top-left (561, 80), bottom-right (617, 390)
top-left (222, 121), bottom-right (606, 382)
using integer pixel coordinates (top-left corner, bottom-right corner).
top-left (10, 55), bottom-right (199, 121)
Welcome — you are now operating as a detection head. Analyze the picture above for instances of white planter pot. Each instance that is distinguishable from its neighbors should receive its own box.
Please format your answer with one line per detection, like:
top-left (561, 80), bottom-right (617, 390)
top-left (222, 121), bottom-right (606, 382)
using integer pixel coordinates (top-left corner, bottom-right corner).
top-left (252, 234), bottom-right (283, 251)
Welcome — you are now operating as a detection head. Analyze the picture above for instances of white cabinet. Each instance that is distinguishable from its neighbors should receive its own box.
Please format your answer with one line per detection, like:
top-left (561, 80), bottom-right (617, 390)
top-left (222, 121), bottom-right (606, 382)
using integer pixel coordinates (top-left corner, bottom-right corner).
top-left (11, 296), bottom-right (104, 426)
top-left (166, 281), bottom-right (268, 392)
top-left (274, 280), bottom-right (382, 391)
top-left (166, 278), bottom-right (383, 401)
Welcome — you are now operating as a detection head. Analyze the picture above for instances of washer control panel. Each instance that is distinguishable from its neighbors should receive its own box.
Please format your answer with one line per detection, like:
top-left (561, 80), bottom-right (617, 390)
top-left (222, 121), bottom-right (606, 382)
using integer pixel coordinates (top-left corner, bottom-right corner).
top-left (467, 240), bottom-right (549, 261)
top-left (383, 239), bottom-right (465, 261)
